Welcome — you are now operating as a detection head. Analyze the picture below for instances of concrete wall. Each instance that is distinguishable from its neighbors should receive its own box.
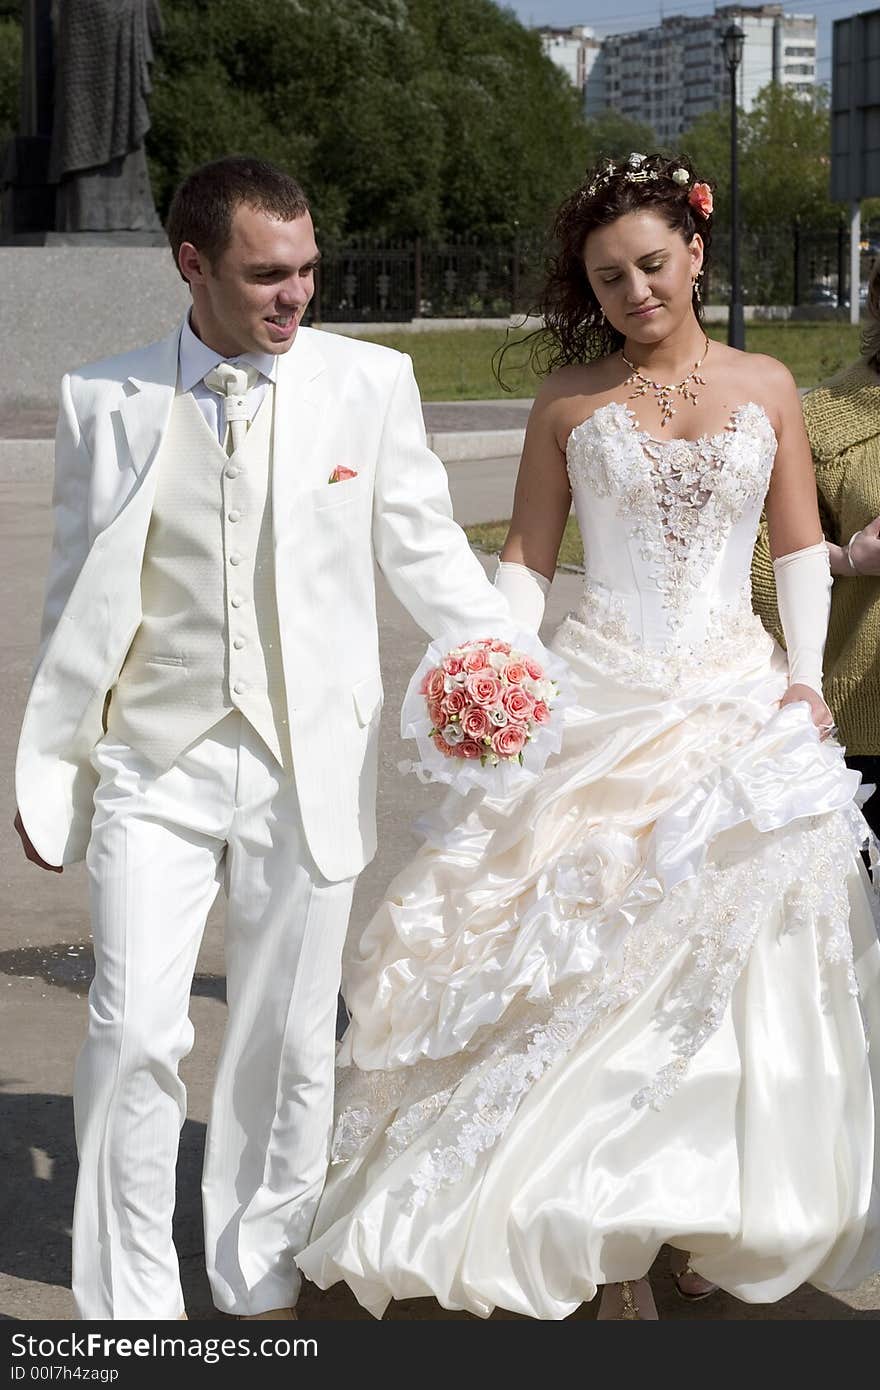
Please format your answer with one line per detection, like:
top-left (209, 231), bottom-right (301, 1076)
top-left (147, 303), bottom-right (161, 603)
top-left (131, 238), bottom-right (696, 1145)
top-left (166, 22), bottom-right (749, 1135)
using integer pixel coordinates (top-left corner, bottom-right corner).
top-left (1, 248), bottom-right (191, 408)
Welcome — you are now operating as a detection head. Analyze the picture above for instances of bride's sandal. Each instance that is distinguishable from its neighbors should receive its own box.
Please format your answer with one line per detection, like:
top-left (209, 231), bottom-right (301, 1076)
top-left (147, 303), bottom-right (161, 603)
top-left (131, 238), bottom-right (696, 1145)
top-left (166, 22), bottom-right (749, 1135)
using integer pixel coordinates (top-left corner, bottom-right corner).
top-left (670, 1253), bottom-right (718, 1302)
top-left (597, 1278), bottom-right (658, 1320)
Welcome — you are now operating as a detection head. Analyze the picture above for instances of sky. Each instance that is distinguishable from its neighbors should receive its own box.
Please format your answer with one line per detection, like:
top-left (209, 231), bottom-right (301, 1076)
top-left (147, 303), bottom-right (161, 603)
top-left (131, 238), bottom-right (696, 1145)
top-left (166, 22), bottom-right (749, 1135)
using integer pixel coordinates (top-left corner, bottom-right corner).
top-left (506, 1), bottom-right (874, 90)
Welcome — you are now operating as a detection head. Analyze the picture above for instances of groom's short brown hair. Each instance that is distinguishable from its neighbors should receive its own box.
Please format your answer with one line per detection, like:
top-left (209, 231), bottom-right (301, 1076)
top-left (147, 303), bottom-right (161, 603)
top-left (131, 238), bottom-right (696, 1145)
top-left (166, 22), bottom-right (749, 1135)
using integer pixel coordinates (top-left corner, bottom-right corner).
top-left (167, 156), bottom-right (311, 278)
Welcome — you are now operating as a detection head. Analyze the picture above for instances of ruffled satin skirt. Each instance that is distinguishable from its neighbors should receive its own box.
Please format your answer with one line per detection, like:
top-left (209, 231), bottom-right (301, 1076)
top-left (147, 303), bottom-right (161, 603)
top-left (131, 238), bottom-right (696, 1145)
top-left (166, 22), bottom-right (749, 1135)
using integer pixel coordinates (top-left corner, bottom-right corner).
top-left (296, 617), bottom-right (880, 1319)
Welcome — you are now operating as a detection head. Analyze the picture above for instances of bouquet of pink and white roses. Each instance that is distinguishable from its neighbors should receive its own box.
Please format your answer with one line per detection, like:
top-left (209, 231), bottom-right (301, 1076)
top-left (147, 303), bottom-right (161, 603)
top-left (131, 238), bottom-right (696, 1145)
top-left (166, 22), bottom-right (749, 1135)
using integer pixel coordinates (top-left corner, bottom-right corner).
top-left (422, 639), bottom-right (557, 766)
top-left (401, 631), bottom-right (571, 795)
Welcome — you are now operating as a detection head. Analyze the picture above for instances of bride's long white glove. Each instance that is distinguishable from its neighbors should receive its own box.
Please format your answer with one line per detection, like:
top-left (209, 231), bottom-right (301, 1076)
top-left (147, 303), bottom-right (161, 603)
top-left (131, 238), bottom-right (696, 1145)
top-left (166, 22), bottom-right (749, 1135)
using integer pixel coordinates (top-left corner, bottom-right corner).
top-left (772, 540), bottom-right (832, 696)
top-left (494, 560), bottom-right (551, 633)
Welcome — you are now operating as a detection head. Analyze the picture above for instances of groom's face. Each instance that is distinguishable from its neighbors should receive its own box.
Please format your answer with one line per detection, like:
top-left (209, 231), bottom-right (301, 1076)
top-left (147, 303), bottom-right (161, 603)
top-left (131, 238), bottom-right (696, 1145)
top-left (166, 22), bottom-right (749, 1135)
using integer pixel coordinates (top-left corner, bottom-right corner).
top-left (185, 204), bottom-right (320, 358)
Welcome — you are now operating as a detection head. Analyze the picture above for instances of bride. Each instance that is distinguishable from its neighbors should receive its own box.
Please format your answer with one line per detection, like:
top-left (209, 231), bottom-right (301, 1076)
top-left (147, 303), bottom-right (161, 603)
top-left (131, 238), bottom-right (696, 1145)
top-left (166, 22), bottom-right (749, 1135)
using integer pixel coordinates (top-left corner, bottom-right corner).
top-left (296, 154), bottom-right (880, 1319)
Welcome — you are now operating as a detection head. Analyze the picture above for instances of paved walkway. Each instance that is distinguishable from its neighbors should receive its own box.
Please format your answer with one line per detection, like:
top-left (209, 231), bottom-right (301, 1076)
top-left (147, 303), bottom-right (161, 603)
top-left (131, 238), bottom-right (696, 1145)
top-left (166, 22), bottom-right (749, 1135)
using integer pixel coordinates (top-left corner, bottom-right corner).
top-left (1, 450), bottom-right (877, 1322)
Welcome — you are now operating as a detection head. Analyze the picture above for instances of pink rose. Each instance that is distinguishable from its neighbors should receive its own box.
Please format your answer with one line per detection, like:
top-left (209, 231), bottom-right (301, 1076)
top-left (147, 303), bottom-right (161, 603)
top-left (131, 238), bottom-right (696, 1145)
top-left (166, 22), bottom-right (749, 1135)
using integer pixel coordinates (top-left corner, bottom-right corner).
top-left (329, 465), bottom-right (358, 483)
top-left (504, 661), bottom-right (527, 685)
top-left (502, 686), bottom-right (534, 723)
top-left (433, 733), bottom-right (455, 757)
top-left (461, 705), bottom-right (491, 740)
top-left (688, 182), bottom-right (713, 218)
top-left (443, 688), bottom-right (468, 718)
top-left (427, 697), bottom-right (444, 729)
top-left (492, 724), bottom-right (526, 758)
top-left (524, 658), bottom-right (544, 680)
top-left (532, 700), bottom-right (551, 725)
top-left (444, 656), bottom-right (464, 677)
top-left (460, 740), bottom-right (483, 760)
top-left (465, 672), bottom-right (503, 707)
top-left (489, 640), bottom-right (511, 654)
top-left (424, 668), bottom-right (445, 702)
top-left (463, 648), bottom-right (488, 673)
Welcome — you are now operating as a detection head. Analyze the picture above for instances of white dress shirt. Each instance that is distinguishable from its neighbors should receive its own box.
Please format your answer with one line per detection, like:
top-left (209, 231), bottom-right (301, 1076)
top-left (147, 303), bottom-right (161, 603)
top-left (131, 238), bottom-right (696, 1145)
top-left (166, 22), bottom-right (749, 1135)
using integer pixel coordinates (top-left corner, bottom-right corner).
top-left (179, 313), bottom-right (278, 444)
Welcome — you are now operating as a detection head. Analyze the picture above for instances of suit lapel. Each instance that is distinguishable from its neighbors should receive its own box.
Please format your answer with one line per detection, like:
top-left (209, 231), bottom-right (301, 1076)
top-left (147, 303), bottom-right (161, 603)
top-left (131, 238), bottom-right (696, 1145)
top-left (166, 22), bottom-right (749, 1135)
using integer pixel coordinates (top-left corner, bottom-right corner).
top-left (118, 323), bottom-right (182, 480)
top-left (272, 327), bottom-right (330, 525)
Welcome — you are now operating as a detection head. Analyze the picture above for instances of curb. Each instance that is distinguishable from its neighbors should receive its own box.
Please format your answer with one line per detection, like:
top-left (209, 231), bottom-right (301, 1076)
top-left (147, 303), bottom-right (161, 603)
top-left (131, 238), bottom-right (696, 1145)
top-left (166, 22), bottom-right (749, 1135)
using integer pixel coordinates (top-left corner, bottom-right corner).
top-left (426, 428), bottom-right (525, 461)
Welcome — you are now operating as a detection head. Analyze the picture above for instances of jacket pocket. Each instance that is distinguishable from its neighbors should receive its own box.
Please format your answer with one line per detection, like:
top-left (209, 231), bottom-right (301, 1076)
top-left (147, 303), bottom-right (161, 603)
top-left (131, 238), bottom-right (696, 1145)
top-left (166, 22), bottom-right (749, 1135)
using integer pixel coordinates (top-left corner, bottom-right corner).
top-left (306, 473), bottom-right (370, 512)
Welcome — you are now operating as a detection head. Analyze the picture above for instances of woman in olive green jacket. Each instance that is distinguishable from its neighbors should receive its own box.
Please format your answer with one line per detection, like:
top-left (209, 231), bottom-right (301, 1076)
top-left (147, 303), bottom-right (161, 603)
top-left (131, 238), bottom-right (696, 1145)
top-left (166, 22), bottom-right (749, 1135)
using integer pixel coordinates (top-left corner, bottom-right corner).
top-left (752, 262), bottom-right (880, 832)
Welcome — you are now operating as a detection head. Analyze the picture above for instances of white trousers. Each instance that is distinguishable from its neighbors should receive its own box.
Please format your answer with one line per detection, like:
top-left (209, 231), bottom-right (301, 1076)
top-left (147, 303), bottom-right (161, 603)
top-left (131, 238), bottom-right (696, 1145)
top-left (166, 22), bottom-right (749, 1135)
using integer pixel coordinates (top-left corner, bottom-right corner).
top-left (72, 714), bottom-right (355, 1320)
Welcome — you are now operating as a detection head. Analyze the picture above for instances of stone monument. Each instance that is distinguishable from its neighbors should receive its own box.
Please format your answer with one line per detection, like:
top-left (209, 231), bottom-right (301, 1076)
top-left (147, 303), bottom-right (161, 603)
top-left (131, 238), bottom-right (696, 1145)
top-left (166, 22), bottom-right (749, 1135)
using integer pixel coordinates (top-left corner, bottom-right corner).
top-left (1, 0), bottom-right (165, 242)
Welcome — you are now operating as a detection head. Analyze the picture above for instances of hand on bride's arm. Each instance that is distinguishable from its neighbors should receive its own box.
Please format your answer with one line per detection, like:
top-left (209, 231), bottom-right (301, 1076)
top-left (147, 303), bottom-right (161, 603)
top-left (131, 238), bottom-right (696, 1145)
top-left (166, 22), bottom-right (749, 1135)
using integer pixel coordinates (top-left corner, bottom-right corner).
top-left (827, 515), bottom-right (880, 576)
top-left (779, 684), bottom-right (835, 739)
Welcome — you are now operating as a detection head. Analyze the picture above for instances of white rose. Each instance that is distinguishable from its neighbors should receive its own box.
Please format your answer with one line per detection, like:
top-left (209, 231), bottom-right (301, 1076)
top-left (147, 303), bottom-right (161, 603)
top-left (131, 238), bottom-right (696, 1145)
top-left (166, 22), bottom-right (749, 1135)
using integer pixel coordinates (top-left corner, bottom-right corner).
top-left (442, 723), bottom-right (465, 745)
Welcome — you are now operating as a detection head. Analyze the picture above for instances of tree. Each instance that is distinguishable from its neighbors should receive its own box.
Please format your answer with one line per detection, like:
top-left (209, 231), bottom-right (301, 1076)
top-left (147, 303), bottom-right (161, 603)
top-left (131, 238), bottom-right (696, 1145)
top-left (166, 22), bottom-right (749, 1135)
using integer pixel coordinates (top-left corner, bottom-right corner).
top-left (146, 0), bottom-right (590, 241)
top-left (682, 84), bottom-right (842, 233)
top-left (582, 108), bottom-right (658, 168)
top-left (740, 84), bottom-right (840, 231)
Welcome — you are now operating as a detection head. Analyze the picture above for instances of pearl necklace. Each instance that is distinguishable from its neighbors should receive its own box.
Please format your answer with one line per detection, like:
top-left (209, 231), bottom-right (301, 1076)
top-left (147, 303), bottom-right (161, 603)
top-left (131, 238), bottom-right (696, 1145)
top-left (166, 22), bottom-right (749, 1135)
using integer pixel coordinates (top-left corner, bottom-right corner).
top-left (621, 336), bottom-right (710, 426)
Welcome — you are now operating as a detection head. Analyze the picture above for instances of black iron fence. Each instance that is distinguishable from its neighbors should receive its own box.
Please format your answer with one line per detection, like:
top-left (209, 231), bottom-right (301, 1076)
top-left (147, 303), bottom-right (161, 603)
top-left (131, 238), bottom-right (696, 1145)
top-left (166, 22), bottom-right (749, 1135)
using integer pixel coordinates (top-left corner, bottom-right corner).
top-left (703, 224), bottom-right (877, 309)
top-left (312, 236), bottom-right (545, 322)
top-left (309, 227), bottom-right (878, 322)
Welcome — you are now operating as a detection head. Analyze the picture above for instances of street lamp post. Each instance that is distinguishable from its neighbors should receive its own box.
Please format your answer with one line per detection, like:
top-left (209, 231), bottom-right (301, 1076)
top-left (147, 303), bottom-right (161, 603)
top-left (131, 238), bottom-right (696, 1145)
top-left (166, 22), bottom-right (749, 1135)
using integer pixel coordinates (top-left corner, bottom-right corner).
top-left (722, 24), bottom-right (745, 350)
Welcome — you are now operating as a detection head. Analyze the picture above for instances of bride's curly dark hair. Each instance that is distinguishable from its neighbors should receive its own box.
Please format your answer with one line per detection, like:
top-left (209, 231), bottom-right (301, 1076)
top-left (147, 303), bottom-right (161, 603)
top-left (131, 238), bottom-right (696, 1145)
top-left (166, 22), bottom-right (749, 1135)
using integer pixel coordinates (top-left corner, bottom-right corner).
top-left (501, 153), bottom-right (715, 383)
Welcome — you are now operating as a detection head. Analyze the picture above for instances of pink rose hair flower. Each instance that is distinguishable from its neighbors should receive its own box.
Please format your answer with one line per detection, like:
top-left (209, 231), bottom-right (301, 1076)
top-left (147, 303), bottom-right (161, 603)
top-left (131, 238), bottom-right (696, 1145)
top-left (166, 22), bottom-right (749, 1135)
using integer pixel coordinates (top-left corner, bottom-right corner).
top-left (688, 182), bottom-right (713, 218)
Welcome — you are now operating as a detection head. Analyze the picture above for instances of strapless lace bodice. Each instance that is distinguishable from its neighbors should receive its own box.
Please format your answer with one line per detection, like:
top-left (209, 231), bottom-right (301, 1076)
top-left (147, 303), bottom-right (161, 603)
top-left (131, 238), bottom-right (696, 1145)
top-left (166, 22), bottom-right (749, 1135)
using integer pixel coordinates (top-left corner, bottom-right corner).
top-left (558, 400), bottom-right (777, 690)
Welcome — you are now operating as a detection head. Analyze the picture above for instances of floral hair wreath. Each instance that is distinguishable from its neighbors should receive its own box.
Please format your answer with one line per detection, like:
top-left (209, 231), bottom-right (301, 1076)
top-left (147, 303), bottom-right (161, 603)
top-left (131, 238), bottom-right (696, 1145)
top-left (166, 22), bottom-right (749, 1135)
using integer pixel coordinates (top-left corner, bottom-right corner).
top-left (583, 152), bottom-right (714, 219)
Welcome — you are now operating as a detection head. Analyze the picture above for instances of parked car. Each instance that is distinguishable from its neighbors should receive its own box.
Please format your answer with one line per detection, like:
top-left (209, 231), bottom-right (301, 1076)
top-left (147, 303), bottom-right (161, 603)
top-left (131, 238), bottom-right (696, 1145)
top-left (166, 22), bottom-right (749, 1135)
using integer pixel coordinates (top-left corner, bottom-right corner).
top-left (804, 283), bottom-right (838, 305)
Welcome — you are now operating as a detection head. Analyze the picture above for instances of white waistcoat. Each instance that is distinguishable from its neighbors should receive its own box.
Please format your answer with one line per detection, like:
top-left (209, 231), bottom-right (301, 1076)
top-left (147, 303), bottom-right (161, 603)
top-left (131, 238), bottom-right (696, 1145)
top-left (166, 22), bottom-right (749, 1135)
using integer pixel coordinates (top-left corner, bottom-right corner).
top-left (107, 387), bottom-right (290, 770)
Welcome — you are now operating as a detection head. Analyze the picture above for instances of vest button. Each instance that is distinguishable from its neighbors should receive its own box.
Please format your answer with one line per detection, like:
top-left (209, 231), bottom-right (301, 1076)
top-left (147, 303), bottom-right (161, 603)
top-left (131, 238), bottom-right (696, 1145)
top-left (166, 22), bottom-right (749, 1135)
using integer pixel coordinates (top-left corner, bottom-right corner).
top-left (230, 595), bottom-right (244, 608)
top-left (229, 552), bottom-right (242, 566)
top-left (228, 509), bottom-right (241, 523)
top-left (225, 466), bottom-right (240, 479)
top-left (233, 638), bottom-right (245, 650)
top-left (233, 681), bottom-right (245, 695)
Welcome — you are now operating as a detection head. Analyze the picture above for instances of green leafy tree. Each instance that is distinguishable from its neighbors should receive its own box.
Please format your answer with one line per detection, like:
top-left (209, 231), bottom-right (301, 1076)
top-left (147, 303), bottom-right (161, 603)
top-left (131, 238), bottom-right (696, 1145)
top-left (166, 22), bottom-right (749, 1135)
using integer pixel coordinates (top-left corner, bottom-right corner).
top-left (683, 84), bottom-right (842, 232)
top-left (740, 84), bottom-right (840, 231)
top-left (148, 0), bottom-right (589, 241)
top-left (582, 108), bottom-right (657, 168)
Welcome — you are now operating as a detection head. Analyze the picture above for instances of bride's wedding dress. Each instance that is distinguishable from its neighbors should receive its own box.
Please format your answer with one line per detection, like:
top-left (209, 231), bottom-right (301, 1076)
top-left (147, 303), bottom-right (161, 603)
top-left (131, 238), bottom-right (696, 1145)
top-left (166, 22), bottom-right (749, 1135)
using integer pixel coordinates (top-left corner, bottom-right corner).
top-left (296, 401), bottom-right (880, 1318)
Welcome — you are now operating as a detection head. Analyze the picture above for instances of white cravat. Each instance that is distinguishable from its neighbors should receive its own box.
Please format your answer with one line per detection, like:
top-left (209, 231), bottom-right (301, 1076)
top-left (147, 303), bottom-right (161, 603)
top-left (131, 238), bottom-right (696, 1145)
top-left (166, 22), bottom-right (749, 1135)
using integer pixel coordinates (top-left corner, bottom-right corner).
top-left (203, 363), bottom-right (261, 456)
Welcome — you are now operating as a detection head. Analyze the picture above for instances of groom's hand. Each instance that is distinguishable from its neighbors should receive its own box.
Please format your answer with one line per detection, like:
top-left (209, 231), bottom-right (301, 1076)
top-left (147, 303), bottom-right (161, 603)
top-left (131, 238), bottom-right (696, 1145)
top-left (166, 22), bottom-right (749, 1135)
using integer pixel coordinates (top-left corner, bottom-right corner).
top-left (13, 809), bottom-right (63, 873)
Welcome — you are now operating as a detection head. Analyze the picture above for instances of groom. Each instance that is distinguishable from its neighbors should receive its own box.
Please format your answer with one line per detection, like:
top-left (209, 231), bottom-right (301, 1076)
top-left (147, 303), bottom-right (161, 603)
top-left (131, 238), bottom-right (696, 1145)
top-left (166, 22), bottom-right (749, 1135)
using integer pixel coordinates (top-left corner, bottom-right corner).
top-left (13, 155), bottom-right (512, 1320)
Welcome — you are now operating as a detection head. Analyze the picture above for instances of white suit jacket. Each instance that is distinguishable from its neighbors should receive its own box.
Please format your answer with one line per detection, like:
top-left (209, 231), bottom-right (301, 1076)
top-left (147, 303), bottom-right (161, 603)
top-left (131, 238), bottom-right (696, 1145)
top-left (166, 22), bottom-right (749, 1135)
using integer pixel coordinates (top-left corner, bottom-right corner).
top-left (15, 323), bottom-right (512, 881)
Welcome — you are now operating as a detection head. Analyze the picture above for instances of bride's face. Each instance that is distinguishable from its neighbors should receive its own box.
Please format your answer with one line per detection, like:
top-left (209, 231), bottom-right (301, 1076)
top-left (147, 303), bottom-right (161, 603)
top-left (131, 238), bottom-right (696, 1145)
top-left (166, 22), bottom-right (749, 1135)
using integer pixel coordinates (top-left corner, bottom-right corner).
top-left (583, 209), bottom-right (703, 344)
